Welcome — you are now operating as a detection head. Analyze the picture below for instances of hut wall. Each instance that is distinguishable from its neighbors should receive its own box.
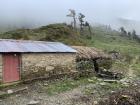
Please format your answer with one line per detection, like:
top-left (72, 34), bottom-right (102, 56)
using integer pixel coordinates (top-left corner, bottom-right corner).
top-left (21, 53), bottom-right (76, 79)
top-left (0, 54), bottom-right (2, 82)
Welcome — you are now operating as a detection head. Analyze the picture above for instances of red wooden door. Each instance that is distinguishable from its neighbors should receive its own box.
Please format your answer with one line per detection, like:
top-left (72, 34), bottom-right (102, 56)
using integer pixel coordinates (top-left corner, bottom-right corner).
top-left (3, 53), bottom-right (20, 83)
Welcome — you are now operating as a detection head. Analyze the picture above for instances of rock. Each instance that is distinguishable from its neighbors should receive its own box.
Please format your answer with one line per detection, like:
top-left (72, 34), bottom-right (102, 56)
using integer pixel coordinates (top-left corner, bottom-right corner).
top-left (99, 82), bottom-right (106, 86)
top-left (7, 90), bottom-right (13, 94)
top-left (111, 91), bottom-right (115, 93)
top-left (93, 101), bottom-right (98, 105)
top-left (70, 82), bottom-right (75, 85)
top-left (27, 100), bottom-right (40, 105)
top-left (121, 82), bottom-right (130, 87)
top-left (133, 83), bottom-right (138, 86)
top-left (88, 79), bottom-right (94, 82)
top-left (121, 95), bottom-right (130, 98)
top-left (16, 94), bottom-right (21, 97)
top-left (97, 79), bottom-right (102, 81)
top-left (43, 83), bottom-right (48, 86)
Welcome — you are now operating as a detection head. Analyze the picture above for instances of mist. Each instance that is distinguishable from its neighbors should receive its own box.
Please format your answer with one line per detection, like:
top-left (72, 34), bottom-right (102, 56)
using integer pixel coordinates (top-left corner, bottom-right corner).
top-left (0, 0), bottom-right (140, 33)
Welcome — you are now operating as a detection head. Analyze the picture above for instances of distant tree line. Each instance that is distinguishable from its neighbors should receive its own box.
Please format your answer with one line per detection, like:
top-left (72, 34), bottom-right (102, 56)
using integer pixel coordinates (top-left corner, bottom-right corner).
top-left (120, 27), bottom-right (140, 42)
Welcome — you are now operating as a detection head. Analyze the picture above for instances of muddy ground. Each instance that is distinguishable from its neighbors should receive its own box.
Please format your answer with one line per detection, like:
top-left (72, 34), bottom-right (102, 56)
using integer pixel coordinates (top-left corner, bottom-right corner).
top-left (0, 82), bottom-right (99, 105)
top-left (0, 77), bottom-right (139, 105)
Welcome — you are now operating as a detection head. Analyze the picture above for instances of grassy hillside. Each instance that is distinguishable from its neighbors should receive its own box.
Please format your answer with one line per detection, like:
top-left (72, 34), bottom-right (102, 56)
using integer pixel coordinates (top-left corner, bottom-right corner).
top-left (84, 26), bottom-right (140, 55)
top-left (0, 23), bottom-right (85, 46)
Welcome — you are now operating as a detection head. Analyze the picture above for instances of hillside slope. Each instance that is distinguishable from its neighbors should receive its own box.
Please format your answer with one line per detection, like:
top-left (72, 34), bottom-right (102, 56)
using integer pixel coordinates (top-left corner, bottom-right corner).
top-left (86, 26), bottom-right (140, 55)
top-left (0, 23), bottom-right (140, 55)
top-left (0, 23), bottom-right (85, 46)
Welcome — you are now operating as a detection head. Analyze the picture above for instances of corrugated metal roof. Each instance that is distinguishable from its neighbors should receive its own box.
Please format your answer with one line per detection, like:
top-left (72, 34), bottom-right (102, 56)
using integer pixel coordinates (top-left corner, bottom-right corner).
top-left (0, 39), bottom-right (77, 53)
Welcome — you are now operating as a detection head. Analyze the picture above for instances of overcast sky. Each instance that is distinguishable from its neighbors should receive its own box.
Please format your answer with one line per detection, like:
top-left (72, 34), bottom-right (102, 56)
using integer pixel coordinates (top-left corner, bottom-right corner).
top-left (0, 0), bottom-right (140, 29)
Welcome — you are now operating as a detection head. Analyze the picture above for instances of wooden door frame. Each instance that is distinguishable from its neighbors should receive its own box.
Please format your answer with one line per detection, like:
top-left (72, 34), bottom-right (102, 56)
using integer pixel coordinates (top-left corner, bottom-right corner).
top-left (2, 53), bottom-right (21, 83)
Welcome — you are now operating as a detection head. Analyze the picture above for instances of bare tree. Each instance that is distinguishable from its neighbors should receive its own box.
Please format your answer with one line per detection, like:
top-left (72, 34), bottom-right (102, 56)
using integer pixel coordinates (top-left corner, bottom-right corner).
top-left (78, 13), bottom-right (85, 32)
top-left (85, 21), bottom-right (92, 35)
top-left (67, 9), bottom-right (77, 29)
top-left (78, 13), bottom-right (92, 35)
top-left (120, 27), bottom-right (127, 36)
top-left (132, 30), bottom-right (137, 39)
top-left (127, 32), bottom-right (132, 39)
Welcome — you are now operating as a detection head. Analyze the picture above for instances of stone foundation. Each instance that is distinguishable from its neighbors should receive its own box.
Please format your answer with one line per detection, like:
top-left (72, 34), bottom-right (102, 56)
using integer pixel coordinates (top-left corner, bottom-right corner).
top-left (21, 53), bottom-right (76, 80)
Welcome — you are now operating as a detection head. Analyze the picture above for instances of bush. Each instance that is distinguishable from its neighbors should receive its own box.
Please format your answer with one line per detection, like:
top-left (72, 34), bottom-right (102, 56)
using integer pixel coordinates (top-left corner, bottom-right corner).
top-left (97, 58), bottom-right (113, 69)
top-left (76, 60), bottom-right (94, 71)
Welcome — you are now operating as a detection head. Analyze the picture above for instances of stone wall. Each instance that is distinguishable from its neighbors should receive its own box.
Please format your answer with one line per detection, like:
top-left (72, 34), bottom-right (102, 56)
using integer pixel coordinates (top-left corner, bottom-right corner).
top-left (0, 54), bottom-right (2, 82)
top-left (21, 53), bottom-right (76, 79)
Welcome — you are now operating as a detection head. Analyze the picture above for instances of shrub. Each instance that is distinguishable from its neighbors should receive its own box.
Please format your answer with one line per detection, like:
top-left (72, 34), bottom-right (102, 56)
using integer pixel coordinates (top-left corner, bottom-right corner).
top-left (98, 87), bottom-right (140, 105)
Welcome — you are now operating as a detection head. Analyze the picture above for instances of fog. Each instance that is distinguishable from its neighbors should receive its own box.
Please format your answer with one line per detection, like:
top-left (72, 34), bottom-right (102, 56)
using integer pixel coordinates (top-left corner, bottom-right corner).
top-left (0, 0), bottom-right (140, 33)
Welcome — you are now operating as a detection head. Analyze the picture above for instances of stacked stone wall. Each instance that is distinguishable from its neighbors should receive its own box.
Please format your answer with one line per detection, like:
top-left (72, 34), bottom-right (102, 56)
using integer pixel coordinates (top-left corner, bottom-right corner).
top-left (21, 53), bottom-right (76, 79)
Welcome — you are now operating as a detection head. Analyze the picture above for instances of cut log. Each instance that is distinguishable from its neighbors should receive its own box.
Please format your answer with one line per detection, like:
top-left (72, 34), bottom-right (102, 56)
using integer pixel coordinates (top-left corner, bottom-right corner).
top-left (0, 87), bottom-right (28, 98)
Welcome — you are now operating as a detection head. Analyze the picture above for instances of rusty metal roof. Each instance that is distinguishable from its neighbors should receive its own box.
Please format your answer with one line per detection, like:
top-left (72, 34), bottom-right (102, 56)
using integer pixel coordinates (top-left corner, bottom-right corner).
top-left (0, 39), bottom-right (77, 53)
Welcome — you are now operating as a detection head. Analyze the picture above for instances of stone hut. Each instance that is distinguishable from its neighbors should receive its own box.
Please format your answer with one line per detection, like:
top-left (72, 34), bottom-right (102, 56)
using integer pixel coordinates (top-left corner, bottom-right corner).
top-left (0, 39), bottom-right (77, 83)
top-left (72, 46), bottom-right (110, 72)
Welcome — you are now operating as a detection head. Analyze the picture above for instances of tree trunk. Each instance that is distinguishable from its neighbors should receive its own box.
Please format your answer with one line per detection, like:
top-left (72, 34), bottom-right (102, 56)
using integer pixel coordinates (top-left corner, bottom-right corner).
top-left (73, 17), bottom-right (76, 29)
top-left (88, 25), bottom-right (92, 35)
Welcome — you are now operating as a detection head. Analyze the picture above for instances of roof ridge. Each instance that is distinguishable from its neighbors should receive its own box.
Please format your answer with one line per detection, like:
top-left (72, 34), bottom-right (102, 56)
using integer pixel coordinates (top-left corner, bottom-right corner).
top-left (0, 39), bottom-right (61, 43)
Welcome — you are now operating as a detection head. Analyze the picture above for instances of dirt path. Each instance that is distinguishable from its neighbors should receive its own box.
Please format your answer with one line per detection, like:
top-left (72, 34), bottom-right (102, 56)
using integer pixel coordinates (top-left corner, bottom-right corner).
top-left (0, 81), bottom-right (106, 105)
top-left (0, 83), bottom-right (93, 105)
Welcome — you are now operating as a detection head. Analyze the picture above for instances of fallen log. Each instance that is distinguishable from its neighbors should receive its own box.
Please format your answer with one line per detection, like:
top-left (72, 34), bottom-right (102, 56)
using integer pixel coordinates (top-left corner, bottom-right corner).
top-left (0, 87), bottom-right (28, 98)
top-left (12, 87), bottom-right (28, 94)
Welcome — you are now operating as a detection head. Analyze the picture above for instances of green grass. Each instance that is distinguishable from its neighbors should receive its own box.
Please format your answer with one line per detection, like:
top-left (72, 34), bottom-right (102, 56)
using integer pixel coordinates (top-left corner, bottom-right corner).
top-left (43, 76), bottom-right (127, 96)
top-left (131, 62), bottom-right (140, 76)
top-left (82, 27), bottom-right (140, 55)
top-left (44, 77), bottom-right (98, 95)
top-left (43, 77), bottom-right (127, 97)
top-left (84, 82), bottom-right (125, 96)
